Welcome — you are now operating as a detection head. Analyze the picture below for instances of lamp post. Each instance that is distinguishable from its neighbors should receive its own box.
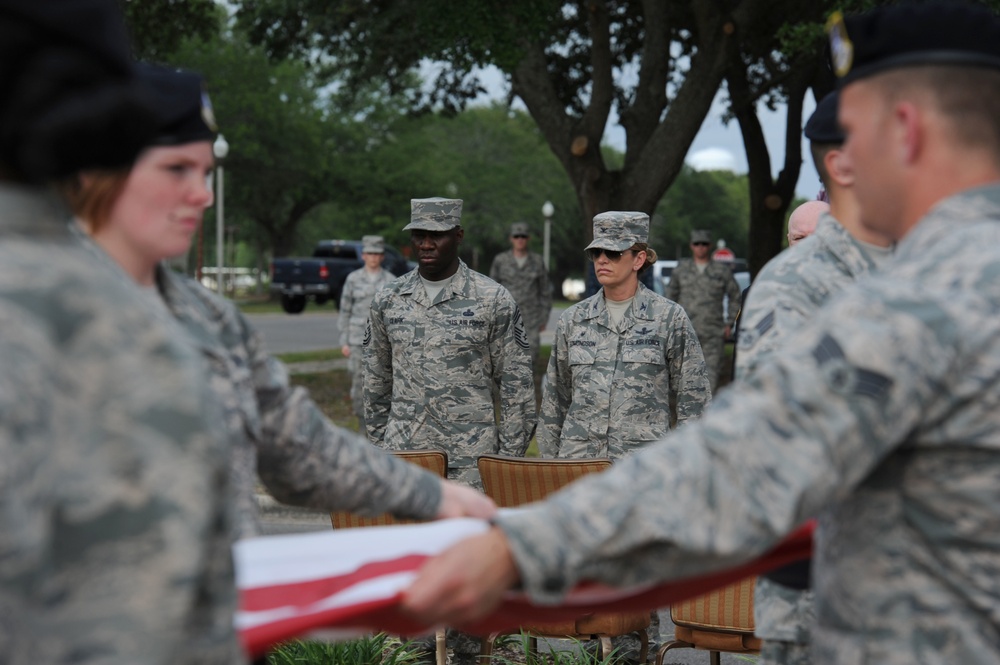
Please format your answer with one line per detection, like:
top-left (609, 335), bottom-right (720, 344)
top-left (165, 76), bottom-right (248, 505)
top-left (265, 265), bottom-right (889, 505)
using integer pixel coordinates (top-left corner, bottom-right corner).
top-left (542, 200), bottom-right (554, 271)
top-left (213, 134), bottom-right (229, 296)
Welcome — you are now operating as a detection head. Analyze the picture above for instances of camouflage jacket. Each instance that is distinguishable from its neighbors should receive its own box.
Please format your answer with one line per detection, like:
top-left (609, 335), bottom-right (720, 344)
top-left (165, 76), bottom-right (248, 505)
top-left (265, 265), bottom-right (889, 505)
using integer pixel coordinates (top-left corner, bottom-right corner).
top-left (538, 284), bottom-right (710, 460)
top-left (0, 185), bottom-right (240, 663)
top-left (496, 184), bottom-right (1000, 664)
top-left (736, 214), bottom-right (881, 379)
top-left (339, 267), bottom-right (394, 348)
top-left (734, 213), bottom-right (881, 644)
top-left (363, 260), bottom-right (536, 471)
top-left (489, 250), bottom-right (552, 330)
top-left (154, 266), bottom-right (441, 539)
top-left (665, 259), bottom-right (742, 333)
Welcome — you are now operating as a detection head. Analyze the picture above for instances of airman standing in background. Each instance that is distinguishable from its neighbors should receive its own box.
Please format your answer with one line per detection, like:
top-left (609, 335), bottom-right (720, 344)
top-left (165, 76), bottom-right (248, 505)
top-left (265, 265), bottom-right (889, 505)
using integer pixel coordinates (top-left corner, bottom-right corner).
top-left (340, 235), bottom-right (394, 430)
top-left (489, 222), bottom-right (552, 374)
top-left (666, 229), bottom-right (742, 392)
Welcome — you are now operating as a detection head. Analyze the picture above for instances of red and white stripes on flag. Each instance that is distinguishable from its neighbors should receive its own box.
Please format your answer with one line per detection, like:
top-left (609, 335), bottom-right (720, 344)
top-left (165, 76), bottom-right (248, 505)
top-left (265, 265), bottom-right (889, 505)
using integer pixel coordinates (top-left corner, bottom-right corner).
top-left (235, 517), bottom-right (814, 658)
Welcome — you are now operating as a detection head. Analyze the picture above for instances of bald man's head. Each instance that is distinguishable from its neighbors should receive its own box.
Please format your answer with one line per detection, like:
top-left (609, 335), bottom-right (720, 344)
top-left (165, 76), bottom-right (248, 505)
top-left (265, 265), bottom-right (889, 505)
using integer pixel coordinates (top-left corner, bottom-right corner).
top-left (787, 200), bottom-right (829, 247)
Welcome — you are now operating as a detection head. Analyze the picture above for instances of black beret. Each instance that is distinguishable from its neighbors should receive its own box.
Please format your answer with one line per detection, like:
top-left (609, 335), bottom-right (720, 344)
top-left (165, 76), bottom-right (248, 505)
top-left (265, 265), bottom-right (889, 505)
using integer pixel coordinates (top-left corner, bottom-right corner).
top-left (0, 0), bottom-right (159, 180)
top-left (137, 64), bottom-right (218, 147)
top-left (829, 2), bottom-right (1000, 86)
top-left (804, 91), bottom-right (843, 144)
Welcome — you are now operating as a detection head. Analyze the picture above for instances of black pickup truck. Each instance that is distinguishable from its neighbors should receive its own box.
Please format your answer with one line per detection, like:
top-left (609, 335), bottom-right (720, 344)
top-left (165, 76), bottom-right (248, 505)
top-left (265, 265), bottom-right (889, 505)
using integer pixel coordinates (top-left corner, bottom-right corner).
top-left (270, 240), bottom-right (411, 314)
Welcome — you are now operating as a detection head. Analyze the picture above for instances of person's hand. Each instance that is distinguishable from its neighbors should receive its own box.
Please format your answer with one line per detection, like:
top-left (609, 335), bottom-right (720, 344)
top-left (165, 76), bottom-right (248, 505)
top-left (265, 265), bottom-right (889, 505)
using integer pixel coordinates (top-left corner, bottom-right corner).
top-left (539, 324), bottom-right (546, 332)
top-left (723, 325), bottom-right (731, 339)
top-left (436, 481), bottom-right (497, 520)
top-left (341, 345), bottom-right (351, 357)
top-left (402, 527), bottom-right (520, 626)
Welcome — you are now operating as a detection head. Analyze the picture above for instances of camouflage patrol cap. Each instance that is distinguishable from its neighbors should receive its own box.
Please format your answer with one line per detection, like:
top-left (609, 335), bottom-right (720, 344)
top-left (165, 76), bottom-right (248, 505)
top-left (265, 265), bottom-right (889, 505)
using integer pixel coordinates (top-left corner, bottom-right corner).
top-left (403, 197), bottom-right (463, 231)
top-left (510, 222), bottom-right (530, 237)
top-left (691, 229), bottom-right (712, 244)
top-left (362, 235), bottom-right (385, 254)
top-left (585, 211), bottom-right (649, 252)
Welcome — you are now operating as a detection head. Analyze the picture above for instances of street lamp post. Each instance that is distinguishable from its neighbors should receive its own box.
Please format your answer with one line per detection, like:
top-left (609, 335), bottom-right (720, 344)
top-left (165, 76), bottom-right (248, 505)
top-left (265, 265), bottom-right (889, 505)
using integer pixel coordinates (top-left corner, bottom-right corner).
top-left (213, 134), bottom-right (229, 296)
top-left (542, 200), bottom-right (554, 271)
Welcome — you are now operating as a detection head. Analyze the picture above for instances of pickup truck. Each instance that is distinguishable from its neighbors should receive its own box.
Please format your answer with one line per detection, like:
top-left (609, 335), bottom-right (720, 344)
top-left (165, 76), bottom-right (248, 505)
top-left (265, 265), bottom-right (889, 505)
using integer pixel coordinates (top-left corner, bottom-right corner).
top-left (270, 240), bottom-right (411, 314)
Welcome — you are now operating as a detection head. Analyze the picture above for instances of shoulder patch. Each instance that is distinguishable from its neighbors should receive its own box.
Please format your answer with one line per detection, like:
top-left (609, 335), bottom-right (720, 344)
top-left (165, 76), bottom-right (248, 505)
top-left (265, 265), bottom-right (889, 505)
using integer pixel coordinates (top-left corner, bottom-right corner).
top-left (363, 321), bottom-right (372, 347)
top-left (512, 306), bottom-right (530, 351)
top-left (812, 333), bottom-right (893, 399)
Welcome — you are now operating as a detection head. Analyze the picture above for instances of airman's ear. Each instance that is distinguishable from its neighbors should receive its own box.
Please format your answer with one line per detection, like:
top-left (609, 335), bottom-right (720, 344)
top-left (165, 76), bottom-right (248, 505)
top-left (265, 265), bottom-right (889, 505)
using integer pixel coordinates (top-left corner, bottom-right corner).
top-left (825, 148), bottom-right (854, 188)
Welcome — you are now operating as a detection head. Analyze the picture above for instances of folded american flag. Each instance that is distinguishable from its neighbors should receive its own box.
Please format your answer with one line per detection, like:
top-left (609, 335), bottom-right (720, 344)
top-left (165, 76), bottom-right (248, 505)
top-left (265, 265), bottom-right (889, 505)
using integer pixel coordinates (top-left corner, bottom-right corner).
top-left (235, 517), bottom-right (814, 658)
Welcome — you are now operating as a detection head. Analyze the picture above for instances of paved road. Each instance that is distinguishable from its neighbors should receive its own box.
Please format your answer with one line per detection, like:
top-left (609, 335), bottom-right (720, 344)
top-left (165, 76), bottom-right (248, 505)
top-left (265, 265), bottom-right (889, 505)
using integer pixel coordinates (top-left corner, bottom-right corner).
top-left (247, 308), bottom-right (562, 355)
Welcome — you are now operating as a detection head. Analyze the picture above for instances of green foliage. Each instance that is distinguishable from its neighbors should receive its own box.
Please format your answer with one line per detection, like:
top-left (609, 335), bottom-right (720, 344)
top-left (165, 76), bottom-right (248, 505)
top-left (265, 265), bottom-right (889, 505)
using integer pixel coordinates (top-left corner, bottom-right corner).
top-left (489, 632), bottom-right (624, 665)
top-left (267, 634), bottom-right (420, 665)
top-left (652, 167), bottom-right (750, 261)
top-left (120, 0), bottom-right (222, 61)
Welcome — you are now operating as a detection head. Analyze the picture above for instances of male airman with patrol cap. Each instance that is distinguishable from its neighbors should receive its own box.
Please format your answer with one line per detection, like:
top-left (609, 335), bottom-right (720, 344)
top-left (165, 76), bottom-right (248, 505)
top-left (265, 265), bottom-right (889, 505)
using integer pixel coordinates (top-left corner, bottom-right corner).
top-left (490, 222), bottom-right (552, 373)
top-left (402, 5), bottom-right (1000, 663)
top-left (364, 198), bottom-right (536, 489)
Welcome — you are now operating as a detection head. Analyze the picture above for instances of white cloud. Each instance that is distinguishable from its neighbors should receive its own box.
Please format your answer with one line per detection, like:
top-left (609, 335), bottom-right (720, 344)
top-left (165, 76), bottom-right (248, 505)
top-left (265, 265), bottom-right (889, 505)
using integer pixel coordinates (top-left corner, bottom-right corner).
top-left (687, 147), bottom-right (738, 172)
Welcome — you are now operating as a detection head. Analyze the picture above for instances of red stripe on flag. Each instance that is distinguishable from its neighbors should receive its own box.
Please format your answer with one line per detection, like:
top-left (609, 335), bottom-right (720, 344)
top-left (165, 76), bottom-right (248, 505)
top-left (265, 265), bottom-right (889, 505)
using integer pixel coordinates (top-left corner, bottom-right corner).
top-left (242, 554), bottom-right (428, 611)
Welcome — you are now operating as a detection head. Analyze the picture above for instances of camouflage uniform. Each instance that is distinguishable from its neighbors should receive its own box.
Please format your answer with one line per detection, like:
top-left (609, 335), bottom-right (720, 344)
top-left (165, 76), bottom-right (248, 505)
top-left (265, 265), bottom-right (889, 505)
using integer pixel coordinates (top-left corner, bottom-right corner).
top-left (665, 258), bottom-right (741, 392)
top-left (494, 184), bottom-right (1000, 664)
top-left (364, 260), bottom-right (536, 489)
top-left (0, 184), bottom-right (241, 663)
top-left (735, 213), bottom-right (883, 665)
top-left (539, 283), bottom-right (710, 459)
top-left (152, 262), bottom-right (442, 539)
top-left (339, 265), bottom-right (394, 420)
top-left (489, 248), bottom-right (552, 370)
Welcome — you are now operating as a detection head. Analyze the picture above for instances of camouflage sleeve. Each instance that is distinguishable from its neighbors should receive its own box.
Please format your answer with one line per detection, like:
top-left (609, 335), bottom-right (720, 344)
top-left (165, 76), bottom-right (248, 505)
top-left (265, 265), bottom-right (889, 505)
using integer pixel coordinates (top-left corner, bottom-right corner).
top-left (363, 290), bottom-right (393, 445)
top-left (735, 277), bottom-right (815, 381)
top-left (247, 308), bottom-right (441, 520)
top-left (494, 284), bottom-right (939, 601)
top-left (537, 313), bottom-right (571, 457)
top-left (667, 309), bottom-right (712, 424)
top-left (489, 256), bottom-right (501, 282)
top-left (725, 271), bottom-right (742, 329)
top-left (338, 271), bottom-right (356, 349)
top-left (491, 293), bottom-right (537, 456)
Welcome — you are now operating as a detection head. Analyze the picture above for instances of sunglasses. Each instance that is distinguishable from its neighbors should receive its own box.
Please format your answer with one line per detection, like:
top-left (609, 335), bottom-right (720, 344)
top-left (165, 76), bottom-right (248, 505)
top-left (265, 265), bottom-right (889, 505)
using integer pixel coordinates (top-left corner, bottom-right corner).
top-left (512, 234), bottom-right (528, 239)
top-left (586, 248), bottom-right (629, 262)
top-left (691, 241), bottom-right (710, 247)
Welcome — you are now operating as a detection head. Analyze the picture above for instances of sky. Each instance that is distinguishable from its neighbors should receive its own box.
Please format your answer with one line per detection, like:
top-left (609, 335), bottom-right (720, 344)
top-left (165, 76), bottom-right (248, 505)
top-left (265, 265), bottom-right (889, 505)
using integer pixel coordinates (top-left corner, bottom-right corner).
top-left (462, 65), bottom-right (822, 200)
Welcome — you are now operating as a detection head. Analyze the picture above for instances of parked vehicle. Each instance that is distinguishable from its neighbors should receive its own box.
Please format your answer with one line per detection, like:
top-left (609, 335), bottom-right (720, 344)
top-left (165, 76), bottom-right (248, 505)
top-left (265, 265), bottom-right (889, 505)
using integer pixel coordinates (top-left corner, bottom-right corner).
top-left (270, 240), bottom-right (411, 314)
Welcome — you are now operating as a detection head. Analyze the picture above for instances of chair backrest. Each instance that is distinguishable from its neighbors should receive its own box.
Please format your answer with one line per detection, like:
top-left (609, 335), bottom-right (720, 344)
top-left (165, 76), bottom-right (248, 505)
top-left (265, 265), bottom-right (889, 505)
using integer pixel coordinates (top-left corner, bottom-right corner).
top-left (476, 454), bottom-right (612, 507)
top-left (330, 450), bottom-right (448, 529)
top-left (669, 575), bottom-right (756, 633)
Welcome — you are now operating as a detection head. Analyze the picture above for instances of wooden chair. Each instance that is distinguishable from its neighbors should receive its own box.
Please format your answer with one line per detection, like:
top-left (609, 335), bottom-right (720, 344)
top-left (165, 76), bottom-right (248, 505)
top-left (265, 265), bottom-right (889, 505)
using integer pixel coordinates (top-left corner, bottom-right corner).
top-left (476, 454), bottom-right (650, 663)
top-left (655, 576), bottom-right (760, 665)
top-left (329, 450), bottom-right (449, 665)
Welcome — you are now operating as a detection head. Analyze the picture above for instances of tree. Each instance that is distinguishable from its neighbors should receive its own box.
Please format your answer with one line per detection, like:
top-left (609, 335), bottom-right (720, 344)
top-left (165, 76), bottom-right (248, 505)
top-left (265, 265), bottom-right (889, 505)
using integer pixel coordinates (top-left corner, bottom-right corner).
top-left (235, 0), bottom-right (819, 253)
top-left (119, 0), bottom-right (222, 61)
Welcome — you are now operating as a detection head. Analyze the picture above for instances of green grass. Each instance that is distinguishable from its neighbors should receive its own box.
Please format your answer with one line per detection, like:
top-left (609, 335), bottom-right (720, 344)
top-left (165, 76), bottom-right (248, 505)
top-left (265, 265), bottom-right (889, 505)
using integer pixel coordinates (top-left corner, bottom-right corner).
top-left (277, 348), bottom-right (345, 364)
top-left (267, 634), bottom-right (421, 665)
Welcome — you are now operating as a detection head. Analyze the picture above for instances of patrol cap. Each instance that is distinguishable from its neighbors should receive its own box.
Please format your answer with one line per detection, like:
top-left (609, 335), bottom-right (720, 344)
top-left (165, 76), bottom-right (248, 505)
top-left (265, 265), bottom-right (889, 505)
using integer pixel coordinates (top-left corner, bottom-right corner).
top-left (362, 235), bottom-right (385, 254)
top-left (828, 3), bottom-right (1000, 86)
top-left (585, 211), bottom-right (649, 252)
top-left (138, 63), bottom-right (217, 146)
top-left (403, 197), bottom-right (463, 231)
top-left (510, 222), bottom-right (530, 237)
top-left (690, 229), bottom-right (712, 244)
top-left (804, 91), bottom-right (844, 144)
